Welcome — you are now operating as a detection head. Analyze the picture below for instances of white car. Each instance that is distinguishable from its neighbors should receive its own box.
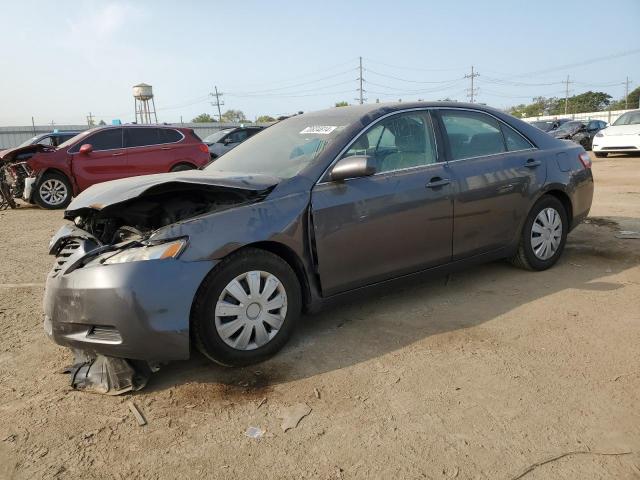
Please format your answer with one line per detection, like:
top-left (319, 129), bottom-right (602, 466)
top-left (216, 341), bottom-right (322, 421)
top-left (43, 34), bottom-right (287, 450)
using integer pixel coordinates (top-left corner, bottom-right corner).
top-left (592, 110), bottom-right (640, 157)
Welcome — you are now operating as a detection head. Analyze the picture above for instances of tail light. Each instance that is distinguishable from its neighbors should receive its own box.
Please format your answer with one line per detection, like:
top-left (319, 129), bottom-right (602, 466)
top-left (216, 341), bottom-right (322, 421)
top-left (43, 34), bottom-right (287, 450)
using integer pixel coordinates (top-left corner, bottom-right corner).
top-left (198, 144), bottom-right (209, 154)
top-left (578, 151), bottom-right (592, 169)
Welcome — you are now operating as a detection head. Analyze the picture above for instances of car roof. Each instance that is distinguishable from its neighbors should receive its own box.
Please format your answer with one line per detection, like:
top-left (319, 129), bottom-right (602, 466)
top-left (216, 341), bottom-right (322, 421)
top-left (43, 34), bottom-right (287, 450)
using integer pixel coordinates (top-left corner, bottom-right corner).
top-left (299, 101), bottom-right (512, 124)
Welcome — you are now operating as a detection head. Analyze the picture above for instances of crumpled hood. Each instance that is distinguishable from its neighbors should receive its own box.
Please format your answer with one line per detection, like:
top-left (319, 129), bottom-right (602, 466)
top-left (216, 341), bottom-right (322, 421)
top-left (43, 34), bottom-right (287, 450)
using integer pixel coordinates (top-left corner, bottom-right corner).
top-left (0, 144), bottom-right (50, 162)
top-left (66, 169), bottom-right (280, 212)
top-left (551, 130), bottom-right (573, 139)
top-left (601, 124), bottom-right (640, 136)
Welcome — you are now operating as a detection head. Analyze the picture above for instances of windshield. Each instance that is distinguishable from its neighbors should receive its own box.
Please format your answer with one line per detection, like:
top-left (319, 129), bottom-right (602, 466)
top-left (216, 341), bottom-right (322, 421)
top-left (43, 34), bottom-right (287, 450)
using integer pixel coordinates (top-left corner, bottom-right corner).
top-left (203, 129), bottom-right (233, 143)
top-left (17, 136), bottom-right (39, 148)
top-left (56, 130), bottom-right (91, 150)
top-left (205, 115), bottom-right (349, 178)
top-left (613, 111), bottom-right (640, 126)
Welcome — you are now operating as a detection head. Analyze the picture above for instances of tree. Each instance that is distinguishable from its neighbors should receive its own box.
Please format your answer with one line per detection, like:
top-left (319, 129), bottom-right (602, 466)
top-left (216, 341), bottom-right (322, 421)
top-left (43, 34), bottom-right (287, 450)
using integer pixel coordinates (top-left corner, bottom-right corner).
top-left (508, 96), bottom-right (561, 118)
top-left (335, 101), bottom-right (349, 107)
top-left (555, 91), bottom-right (611, 114)
top-left (610, 86), bottom-right (640, 110)
top-left (98, 120), bottom-right (106, 126)
top-left (192, 113), bottom-right (216, 123)
top-left (220, 110), bottom-right (247, 123)
top-left (256, 115), bottom-right (276, 123)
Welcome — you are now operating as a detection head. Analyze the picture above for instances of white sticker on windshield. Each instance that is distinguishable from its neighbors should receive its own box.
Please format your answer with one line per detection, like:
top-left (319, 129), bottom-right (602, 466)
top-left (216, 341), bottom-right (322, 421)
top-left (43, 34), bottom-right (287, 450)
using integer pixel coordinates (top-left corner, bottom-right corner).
top-left (299, 126), bottom-right (338, 135)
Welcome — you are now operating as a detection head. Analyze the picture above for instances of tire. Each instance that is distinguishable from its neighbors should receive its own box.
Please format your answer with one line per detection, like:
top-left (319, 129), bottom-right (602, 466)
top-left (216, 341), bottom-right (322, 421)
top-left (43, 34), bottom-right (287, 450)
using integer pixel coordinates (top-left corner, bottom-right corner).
top-left (594, 152), bottom-right (607, 158)
top-left (510, 195), bottom-right (568, 271)
top-left (170, 163), bottom-right (196, 172)
top-left (192, 248), bottom-right (302, 366)
top-left (34, 172), bottom-right (72, 209)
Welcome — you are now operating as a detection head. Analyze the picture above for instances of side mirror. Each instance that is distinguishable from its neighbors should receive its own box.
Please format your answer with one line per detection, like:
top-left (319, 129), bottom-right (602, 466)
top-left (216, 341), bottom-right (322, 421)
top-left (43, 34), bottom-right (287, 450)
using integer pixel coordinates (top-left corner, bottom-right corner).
top-left (79, 144), bottom-right (93, 154)
top-left (330, 155), bottom-right (376, 182)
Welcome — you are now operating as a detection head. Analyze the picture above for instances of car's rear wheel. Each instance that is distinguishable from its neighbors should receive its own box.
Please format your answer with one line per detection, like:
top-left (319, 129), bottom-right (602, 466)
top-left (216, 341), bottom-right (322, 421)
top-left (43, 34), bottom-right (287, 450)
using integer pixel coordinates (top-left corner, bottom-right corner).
top-left (34, 172), bottom-right (72, 209)
top-left (594, 152), bottom-right (607, 158)
top-left (510, 195), bottom-right (568, 271)
top-left (192, 248), bottom-right (302, 366)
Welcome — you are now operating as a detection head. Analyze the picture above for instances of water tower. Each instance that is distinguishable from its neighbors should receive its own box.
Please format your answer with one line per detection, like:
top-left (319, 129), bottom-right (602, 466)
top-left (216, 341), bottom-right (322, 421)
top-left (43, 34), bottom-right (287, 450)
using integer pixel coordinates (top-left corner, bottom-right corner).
top-left (133, 83), bottom-right (158, 124)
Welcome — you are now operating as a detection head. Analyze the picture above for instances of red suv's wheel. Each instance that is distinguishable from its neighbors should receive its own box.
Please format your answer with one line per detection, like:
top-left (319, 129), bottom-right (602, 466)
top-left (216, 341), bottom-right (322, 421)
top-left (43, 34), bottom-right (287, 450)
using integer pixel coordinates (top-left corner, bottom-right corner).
top-left (34, 172), bottom-right (72, 209)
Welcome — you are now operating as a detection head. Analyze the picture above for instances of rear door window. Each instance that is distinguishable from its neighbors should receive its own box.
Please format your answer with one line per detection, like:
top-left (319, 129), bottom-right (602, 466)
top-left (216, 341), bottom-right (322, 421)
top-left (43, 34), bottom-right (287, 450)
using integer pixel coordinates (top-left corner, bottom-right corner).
top-left (440, 110), bottom-right (507, 160)
top-left (125, 128), bottom-right (160, 148)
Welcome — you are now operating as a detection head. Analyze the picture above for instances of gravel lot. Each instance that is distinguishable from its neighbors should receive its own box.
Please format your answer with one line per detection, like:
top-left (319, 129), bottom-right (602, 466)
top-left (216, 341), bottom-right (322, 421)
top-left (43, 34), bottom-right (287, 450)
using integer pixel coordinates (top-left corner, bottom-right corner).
top-left (0, 153), bottom-right (639, 479)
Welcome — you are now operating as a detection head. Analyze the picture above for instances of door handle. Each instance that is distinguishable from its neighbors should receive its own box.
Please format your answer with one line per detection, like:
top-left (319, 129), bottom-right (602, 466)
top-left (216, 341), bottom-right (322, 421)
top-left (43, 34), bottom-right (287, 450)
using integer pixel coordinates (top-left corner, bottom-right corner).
top-left (161, 147), bottom-right (172, 150)
top-left (111, 152), bottom-right (124, 157)
top-left (426, 177), bottom-right (450, 188)
top-left (525, 159), bottom-right (541, 168)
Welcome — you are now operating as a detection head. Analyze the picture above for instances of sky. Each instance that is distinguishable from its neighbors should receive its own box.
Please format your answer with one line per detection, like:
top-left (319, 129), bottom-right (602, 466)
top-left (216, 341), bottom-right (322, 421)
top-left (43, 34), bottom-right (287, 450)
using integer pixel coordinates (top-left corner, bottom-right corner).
top-left (1, 0), bottom-right (639, 126)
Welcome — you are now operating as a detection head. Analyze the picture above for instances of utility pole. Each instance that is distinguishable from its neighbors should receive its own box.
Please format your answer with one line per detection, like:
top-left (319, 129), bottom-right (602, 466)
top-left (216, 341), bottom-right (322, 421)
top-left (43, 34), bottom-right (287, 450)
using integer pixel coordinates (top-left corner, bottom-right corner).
top-left (31, 116), bottom-right (36, 136)
top-left (356, 56), bottom-right (366, 105)
top-left (563, 75), bottom-right (572, 115)
top-left (86, 112), bottom-right (95, 126)
top-left (624, 76), bottom-right (631, 110)
top-left (464, 66), bottom-right (479, 103)
top-left (210, 86), bottom-right (224, 122)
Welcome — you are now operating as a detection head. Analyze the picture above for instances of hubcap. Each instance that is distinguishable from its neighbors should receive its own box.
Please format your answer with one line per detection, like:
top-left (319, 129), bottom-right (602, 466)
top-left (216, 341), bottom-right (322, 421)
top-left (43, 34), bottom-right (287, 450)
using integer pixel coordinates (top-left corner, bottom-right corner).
top-left (531, 207), bottom-right (562, 260)
top-left (39, 179), bottom-right (67, 206)
top-left (214, 270), bottom-right (287, 351)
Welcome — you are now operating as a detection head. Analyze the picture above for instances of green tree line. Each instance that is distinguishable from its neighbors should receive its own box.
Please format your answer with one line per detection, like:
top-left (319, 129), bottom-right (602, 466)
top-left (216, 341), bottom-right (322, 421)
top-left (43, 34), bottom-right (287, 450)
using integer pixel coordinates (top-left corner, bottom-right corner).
top-left (509, 87), bottom-right (640, 118)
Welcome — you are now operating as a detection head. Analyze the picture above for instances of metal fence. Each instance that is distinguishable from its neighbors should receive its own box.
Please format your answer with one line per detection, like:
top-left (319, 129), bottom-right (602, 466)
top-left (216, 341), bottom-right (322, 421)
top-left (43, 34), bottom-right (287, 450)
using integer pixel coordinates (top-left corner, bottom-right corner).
top-left (521, 108), bottom-right (635, 125)
top-left (0, 122), bottom-right (263, 150)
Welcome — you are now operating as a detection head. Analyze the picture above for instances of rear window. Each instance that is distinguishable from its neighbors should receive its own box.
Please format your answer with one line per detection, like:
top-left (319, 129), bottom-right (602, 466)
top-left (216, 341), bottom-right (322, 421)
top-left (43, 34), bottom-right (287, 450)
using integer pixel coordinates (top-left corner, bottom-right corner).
top-left (501, 124), bottom-right (533, 151)
top-left (159, 128), bottom-right (183, 143)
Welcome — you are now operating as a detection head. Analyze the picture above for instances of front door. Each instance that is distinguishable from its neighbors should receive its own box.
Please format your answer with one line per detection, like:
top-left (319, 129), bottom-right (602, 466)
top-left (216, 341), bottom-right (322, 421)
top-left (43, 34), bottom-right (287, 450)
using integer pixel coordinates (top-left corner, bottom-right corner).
top-left (436, 109), bottom-right (546, 259)
top-left (69, 128), bottom-right (126, 191)
top-left (311, 111), bottom-right (454, 296)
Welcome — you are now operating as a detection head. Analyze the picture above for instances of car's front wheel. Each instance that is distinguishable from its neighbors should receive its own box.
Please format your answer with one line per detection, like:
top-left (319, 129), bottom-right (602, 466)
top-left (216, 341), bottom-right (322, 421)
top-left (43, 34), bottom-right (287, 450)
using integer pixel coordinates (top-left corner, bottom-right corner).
top-left (510, 195), bottom-right (568, 271)
top-left (34, 172), bottom-right (72, 209)
top-left (192, 248), bottom-right (302, 366)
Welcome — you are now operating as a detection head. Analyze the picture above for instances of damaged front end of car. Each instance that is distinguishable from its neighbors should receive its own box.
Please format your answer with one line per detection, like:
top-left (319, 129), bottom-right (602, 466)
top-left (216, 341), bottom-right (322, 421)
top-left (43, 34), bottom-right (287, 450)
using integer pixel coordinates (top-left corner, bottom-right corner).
top-left (0, 145), bottom-right (44, 203)
top-left (44, 173), bottom-right (278, 394)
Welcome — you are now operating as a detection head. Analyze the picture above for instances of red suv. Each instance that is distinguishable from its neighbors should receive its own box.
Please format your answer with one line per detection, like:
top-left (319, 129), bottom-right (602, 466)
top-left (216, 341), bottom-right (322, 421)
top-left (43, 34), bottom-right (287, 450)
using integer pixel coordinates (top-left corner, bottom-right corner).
top-left (15, 125), bottom-right (210, 209)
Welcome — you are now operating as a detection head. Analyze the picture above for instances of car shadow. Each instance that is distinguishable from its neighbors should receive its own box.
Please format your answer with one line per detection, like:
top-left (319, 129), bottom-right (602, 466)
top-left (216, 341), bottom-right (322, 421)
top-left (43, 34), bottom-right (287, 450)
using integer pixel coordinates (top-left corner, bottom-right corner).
top-left (143, 216), bottom-right (640, 398)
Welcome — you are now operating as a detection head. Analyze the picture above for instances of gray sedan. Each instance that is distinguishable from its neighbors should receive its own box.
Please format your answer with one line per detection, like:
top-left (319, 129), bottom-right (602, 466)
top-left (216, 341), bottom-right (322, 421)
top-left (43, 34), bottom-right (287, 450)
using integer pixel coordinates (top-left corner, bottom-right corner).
top-left (44, 102), bottom-right (593, 392)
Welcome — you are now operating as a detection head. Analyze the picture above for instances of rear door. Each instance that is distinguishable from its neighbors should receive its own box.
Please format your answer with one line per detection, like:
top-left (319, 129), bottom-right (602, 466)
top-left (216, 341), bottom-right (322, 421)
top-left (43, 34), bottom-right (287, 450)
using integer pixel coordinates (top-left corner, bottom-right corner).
top-left (436, 109), bottom-right (545, 259)
top-left (124, 127), bottom-right (166, 176)
top-left (69, 128), bottom-right (126, 191)
top-left (311, 110), bottom-right (453, 296)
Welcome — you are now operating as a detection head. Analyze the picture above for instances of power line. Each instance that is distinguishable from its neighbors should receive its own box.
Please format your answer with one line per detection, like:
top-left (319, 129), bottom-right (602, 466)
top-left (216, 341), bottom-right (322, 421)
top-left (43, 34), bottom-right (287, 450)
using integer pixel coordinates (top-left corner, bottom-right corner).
top-left (363, 57), bottom-right (467, 73)
top-left (364, 69), bottom-right (462, 84)
top-left (507, 48), bottom-right (640, 79)
top-left (229, 68), bottom-right (357, 95)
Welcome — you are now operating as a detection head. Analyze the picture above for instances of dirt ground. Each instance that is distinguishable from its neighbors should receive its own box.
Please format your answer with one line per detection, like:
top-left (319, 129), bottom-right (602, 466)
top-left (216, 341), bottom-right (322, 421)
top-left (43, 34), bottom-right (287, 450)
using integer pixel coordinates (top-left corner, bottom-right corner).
top-left (0, 153), bottom-right (639, 479)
